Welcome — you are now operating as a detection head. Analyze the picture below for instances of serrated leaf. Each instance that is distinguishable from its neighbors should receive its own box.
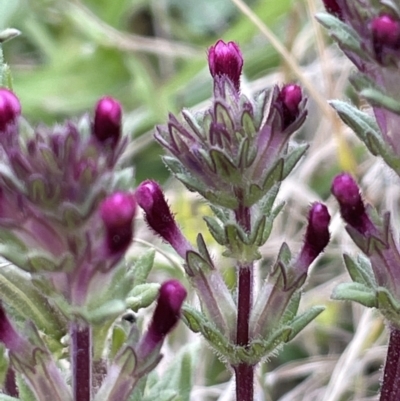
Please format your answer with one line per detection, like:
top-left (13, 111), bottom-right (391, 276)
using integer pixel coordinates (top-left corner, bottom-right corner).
top-left (332, 282), bottom-right (377, 307)
top-left (209, 149), bottom-right (240, 184)
top-left (162, 156), bottom-right (188, 175)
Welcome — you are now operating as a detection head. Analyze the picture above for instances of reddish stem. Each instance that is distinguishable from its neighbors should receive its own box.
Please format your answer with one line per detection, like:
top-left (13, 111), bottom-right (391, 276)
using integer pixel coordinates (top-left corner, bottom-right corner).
top-left (71, 323), bottom-right (92, 401)
top-left (380, 326), bottom-right (400, 401)
top-left (234, 201), bottom-right (254, 401)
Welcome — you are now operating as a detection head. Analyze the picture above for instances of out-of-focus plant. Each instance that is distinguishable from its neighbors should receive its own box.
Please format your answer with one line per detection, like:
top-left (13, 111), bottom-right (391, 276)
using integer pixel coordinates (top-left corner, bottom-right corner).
top-left (0, 31), bottom-right (191, 400)
top-left (319, 1), bottom-right (400, 399)
top-left (136, 39), bottom-right (331, 401)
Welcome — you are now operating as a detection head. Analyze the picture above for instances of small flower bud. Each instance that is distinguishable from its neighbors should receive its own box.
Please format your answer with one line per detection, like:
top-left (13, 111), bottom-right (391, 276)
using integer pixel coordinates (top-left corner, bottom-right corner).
top-left (208, 40), bottom-right (243, 92)
top-left (138, 280), bottom-right (187, 358)
top-left (371, 14), bottom-right (400, 62)
top-left (0, 88), bottom-right (21, 131)
top-left (100, 191), bottom-right (136, 254)
top-left (322, 0), bottom-right (343, 20)
top-left (371, 14), bottom-right (400, 49)
top-left (278, 84), bottom-right (303, 129)
top-left (135, 180), bottom-right (192, 258)
top-left (93, 96), bottom-right (122, 146)
top-left (297, 203), bottom-right (330, 272)
top-left (331, 173), bottom-right (375, 235)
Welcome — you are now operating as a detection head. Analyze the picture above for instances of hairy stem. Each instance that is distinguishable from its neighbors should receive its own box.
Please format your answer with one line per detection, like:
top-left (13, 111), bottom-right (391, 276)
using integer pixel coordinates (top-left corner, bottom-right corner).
top-left (380, 326), bottom-right (400, 401)
top-left (71, 323), bottom-right (92, 401)
top-left (234, 202), bottom-right (254, 401)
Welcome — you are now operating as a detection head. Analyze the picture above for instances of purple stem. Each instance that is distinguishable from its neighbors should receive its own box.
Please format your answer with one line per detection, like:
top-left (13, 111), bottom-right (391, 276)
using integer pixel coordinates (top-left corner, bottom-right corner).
top-left (71, 323), bottom-right (92, 401)
top-left (234, 201), bottom-right (254, 401)
top-left (4, 366), bottom-right (18, 397)
top-left (380, 326), bottom-right (400, 401)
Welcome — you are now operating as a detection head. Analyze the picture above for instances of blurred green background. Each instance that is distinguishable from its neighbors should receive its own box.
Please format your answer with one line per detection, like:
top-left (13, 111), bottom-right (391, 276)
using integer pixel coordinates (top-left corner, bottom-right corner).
top-left (1, 0), bottom-right (294, 183)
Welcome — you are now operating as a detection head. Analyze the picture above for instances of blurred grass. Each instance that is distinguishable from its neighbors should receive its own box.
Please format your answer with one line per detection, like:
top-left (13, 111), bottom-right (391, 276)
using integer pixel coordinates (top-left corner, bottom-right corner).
top-left (1, 0), bottom-right (389, 400)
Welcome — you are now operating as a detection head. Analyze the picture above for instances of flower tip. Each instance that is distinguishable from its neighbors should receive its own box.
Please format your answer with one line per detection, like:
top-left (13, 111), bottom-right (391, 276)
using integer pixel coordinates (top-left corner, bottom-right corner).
top-left (331, 173), bottom-right (361, 206)
top-left (100, 192), bottom-right (136, 254)
top-left (135, 179), bottom-right (160, 210)
top-left (371, 14), bottom-right (400, 49)
top-left (0, 88), bottom-right (21, 131)
top-left (280, 84), bottom-right (302, 115)
top-left (93, 96), bottom-right (122, 145)
top-left (309, 202), bottom-right (331, 233)
top-left (158, 279), bottom-right (187, 314)
top-left (100, 192), bottom-right (136, 228)
top-left (278, 84), bottom-right (303, 128)
top-left (208, 40), bottom-right (243, 91)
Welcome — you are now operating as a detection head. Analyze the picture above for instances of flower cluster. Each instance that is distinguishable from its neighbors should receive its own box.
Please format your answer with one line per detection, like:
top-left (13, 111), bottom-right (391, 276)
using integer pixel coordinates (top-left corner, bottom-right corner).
top-left (138, 40), bottom-right (331, 401)
top-left (0, 89), bottom-right (186, 401)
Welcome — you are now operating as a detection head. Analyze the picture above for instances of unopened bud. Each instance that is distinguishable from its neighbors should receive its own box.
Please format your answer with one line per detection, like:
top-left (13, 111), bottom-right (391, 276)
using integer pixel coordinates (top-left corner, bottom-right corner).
top-left (331, 173), bottom-right (375, 235)
top-left (135, 180), bottom-right (192, 258)
top-left (93, 96), bottom-right (122, 146)
top-left (371, 14), bottom-right (400, 62)
top-left (138, 280), bottom-right (186, 358)
top-left (278, 84), bottom-right (303, 129)
top-left (0, 88), bottom-right (21, 132)
top-left (100, 192), bottom-right (136, 254)
top-left (208, 40), bottom-right (243, 92)
top-left (297, 203), bottom-right (330, 271)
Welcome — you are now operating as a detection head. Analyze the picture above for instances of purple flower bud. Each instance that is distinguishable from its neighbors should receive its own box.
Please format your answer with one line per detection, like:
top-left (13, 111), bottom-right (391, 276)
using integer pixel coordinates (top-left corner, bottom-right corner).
top-left (371, 14), bottom-right (400, 49)
top-left (0, 88), bottom-right (21, 132)
top-left (208, 40), bottom-right (243, 92)
top-left (371, 14), bottom-right (400, 62)
top-left (135, 180), bottom-right (192, 258)
top-left (297, 203), bottom-right (330, 272)
top-left (93, 96), bottom-right (122, 146)
top-left (322, 0), bottom-right (343, 20)
top-left (138, 280), bottom-right (187, 358)
top-left (100, 191), bottom-right (136, 254)
top-left (331, 173), bottom-right (375, 235)
top-left (277, 84), bottom-right (303, 129)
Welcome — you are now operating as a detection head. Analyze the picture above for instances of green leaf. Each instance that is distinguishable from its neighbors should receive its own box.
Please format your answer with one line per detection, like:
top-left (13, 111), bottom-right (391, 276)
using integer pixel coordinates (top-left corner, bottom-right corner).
top-left (203, 215), bottom-right (227, 245)
top-left (110, 326), bottom-right (127, 360)
top-left (282, 143), bottom-right (308, 179)
top-left (286, 306), bottom-right (325, 341)
top-left (0, 266), bottom-right (66, 338)
top-left (343, 253), bottom-right (376, 287)
top-left (316, 12), bottom-right (364, 57)
top-left (331, 282), bottom-right (377, 307)
top-left (126, 283), bottom-right (160, 312)
top-left (131, 249), bottom-right (156, 285)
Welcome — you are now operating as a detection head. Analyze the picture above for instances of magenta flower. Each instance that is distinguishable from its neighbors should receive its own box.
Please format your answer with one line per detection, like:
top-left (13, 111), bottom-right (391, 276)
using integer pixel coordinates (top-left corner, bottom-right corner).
top-left (93, 96), bottom-right (122, 147)
top-left (331, 173), bottom-right (376, 236)
top-left (137, 280), bottom-right (187, 359)
top-left (0, 88), bottom-right (20, 132)
top-left (100, 191), bottom-right (136, 255)
top-left (135, 180), bottom-right (192, 258)
top-left (208, 40), bottom-right (243, 92)
top-left (296, 202), bottom-right (331, 273)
